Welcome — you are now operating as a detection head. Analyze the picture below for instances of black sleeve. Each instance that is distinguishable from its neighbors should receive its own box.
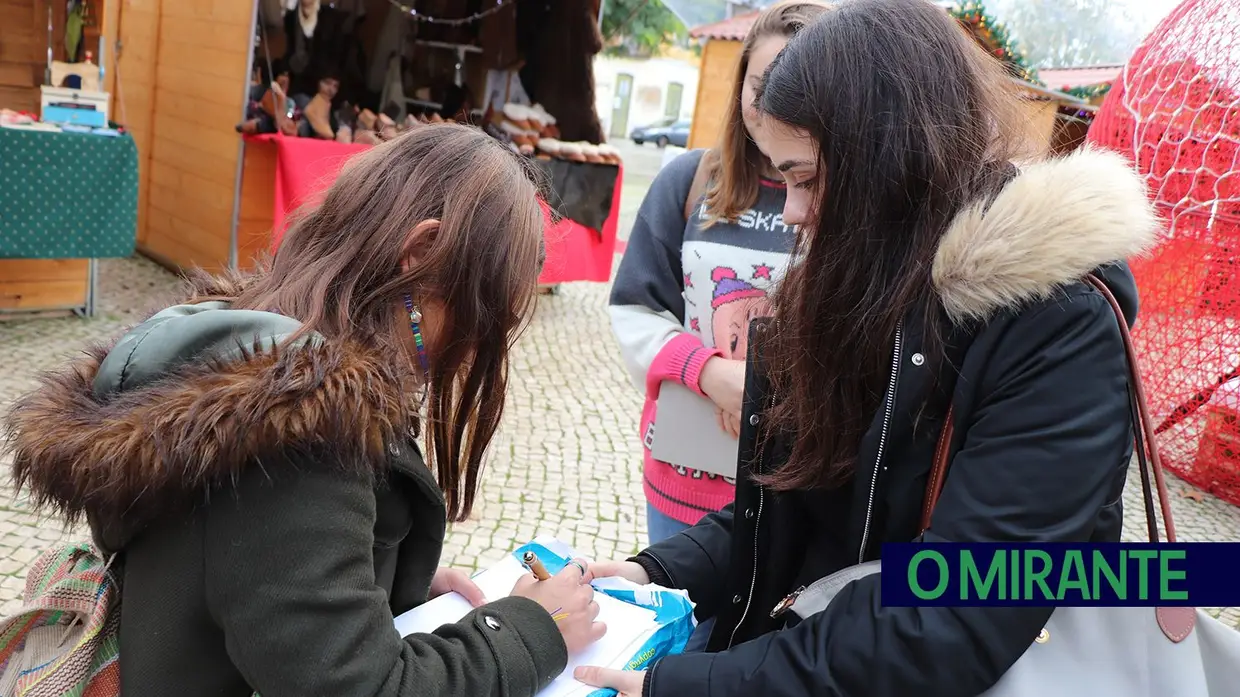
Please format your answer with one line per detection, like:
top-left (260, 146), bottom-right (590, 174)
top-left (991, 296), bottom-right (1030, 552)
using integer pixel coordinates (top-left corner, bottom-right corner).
top-left (632, 503), bottom-right (735, 621)
top-left (203, 463), bottom-right (567, 697)
top-left (282, 11), bottom-right (296, 61)
top-left (646, 290), bottom-right (1133, 697)
top-left (608, 147), bottom-right (705, 321)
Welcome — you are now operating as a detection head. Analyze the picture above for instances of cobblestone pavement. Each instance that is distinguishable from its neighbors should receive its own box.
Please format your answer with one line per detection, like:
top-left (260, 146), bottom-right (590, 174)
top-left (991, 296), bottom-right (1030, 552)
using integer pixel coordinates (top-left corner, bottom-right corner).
top-left (1, 140), bottom-right (1238, 629)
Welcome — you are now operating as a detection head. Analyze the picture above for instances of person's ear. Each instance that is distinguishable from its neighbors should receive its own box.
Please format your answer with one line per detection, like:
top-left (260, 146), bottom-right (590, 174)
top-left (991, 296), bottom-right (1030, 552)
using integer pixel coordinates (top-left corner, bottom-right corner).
top-left (400, 219), bottom-right (441, 274)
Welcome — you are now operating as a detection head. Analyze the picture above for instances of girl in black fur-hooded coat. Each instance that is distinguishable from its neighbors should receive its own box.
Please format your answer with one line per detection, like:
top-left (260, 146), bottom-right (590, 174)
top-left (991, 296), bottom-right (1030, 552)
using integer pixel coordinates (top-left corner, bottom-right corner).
top-left (576, 2), bottom-right (1162, 696)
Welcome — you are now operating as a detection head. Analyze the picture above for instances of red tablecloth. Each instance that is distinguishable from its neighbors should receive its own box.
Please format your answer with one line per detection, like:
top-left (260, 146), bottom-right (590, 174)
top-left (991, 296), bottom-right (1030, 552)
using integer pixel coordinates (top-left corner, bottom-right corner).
top-left (247, 134), bottom-right (620, 284)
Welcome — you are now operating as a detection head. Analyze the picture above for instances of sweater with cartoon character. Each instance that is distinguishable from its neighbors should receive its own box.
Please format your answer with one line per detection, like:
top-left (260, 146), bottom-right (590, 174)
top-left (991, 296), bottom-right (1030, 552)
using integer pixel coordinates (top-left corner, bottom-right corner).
top-left (609, 149), bottom-right (794, 524)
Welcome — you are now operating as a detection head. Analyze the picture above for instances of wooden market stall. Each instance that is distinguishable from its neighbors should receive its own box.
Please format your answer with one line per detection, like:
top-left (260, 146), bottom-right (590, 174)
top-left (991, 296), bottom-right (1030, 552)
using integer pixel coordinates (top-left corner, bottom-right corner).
top-left (685, 1), bottom-right (1101, 157)
top-left (0, 0), bottom-right (131, 315)
top-left (106, 0), bottom-right (266, 275)
top-left (683, 12), bottom-right (748, 151)
top-left (102, 0), bottom-right (618, 281)
top-left (1, 0), bottom-right (249, 318)
top-left (1039, 64), bottom-right (1122, 152)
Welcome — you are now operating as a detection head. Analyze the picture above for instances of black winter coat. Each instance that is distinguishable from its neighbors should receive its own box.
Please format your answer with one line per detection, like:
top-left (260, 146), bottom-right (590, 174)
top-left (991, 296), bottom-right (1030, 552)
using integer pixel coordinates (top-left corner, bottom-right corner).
top-left (631, 148), bottom-right (1162, 697)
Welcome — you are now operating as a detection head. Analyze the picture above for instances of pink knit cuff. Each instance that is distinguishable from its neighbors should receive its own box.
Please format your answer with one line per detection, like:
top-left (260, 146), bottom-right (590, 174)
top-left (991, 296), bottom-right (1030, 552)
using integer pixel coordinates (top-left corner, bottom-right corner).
top-left (645, 332), bottom-right (724, 399)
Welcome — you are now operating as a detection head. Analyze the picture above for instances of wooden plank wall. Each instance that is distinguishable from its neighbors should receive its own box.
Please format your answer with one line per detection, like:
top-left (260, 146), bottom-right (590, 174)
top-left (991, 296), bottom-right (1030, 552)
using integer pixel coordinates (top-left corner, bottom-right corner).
top-left (4, 0), bottom-right (253, 274)
top-left (0, 259), bottom-right (89, 312)
top-left (134, 0), bottom-right (253, 274)
top-left (115, 0), bottom-right (159, 247)
top-left (236, 136), bottom-right (276, 269)
top-left (0, 0), bottom-right (56, 113)
top-left (687, 39), bottom-right (741, 151)
top-left (3, 1), bottom-right (90, 315)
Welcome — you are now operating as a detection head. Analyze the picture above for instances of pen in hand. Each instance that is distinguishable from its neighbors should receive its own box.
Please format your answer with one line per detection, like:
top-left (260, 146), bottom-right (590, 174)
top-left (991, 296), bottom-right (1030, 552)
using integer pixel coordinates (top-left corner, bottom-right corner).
top-left (523, 551), bottom-right (552, 581)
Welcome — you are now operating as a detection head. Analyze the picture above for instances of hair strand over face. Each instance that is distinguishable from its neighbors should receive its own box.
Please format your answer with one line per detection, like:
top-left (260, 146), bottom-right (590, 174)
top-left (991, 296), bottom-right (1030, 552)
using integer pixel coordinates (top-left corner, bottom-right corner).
top-left (753, 0), bottom-right (1028, 491)
top-left (700, 1), bottom-right (832, 226)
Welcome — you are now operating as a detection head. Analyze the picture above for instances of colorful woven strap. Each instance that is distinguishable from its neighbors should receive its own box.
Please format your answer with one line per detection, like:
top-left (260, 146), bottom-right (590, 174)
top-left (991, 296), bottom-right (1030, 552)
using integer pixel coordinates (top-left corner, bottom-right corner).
top-left (0, 542), bottom-right (120, 697)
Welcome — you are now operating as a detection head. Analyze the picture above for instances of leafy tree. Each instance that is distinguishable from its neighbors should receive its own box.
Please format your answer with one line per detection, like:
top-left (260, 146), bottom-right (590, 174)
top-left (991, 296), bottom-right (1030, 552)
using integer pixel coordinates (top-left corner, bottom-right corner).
top-left (985, 0), bottom-right (1146, 68)
top-left (600, 0), bottom-right (688, 58)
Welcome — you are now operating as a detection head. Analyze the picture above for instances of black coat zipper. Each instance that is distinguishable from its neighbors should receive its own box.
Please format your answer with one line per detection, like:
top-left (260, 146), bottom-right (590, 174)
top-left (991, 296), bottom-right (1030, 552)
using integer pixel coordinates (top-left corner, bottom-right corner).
top-left (724, 416), bottom-right (763, 644)
top-left (728, 388), bottom-right (773, 649)
top-left (769, 323), bottom-right (907, 618)
top-left (857, 323), bottom-right (904, 563)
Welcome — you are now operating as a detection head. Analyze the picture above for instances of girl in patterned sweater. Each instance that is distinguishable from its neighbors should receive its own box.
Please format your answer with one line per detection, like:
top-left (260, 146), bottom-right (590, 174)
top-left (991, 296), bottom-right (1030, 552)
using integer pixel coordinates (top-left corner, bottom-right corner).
top-left (609, 1), bottom-right (830, 544)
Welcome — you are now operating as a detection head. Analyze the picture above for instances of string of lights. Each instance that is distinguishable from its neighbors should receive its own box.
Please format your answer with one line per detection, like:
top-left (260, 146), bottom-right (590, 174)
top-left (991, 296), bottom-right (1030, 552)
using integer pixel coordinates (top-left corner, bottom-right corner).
top-left (381, 0), bottom-right (515, 26)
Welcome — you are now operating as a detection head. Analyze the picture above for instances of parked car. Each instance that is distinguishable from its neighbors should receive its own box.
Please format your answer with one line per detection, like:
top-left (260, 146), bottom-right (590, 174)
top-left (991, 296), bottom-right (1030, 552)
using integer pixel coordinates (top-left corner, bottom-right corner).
top-left (630, 118), bottom-right (691, 148)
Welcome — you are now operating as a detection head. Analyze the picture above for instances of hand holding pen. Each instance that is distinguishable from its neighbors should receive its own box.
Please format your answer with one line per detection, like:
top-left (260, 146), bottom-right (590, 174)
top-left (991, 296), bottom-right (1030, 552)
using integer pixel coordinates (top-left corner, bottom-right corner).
top-left (511, 552), bottom-right (607, 653)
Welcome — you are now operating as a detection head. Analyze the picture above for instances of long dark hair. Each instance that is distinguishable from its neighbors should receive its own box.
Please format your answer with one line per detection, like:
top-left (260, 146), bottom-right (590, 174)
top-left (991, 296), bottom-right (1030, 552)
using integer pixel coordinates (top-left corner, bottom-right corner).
top-left (702, 0), bottom-right (831, 225)
top-left (755, 0), bottom-right (1026, 490)
top-left (209, 125), bottom-right (545, 521)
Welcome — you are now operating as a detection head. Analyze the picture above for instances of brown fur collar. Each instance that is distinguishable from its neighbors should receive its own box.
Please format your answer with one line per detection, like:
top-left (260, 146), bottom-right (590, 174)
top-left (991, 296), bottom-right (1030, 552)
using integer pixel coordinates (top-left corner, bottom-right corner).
top-left (3, 290), bottom-right (419, 530)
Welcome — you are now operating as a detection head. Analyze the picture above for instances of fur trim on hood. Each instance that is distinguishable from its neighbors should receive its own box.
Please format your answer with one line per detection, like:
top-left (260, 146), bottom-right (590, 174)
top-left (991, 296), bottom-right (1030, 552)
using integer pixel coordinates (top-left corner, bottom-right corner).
top-left (932, 145), bottom-right (1161, 323)
top-left (3, 276), bottom-right (421, 532)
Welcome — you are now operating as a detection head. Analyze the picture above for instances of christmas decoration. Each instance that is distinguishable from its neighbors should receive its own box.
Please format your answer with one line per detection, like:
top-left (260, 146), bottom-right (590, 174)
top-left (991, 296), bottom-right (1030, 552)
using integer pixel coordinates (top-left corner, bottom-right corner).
top-left (949, 0), bottom-right (1042, 86)
top-left (1064, 82), bottom-right (1113, 103)
top-left (1087, 0), bottom-right (1240, 506)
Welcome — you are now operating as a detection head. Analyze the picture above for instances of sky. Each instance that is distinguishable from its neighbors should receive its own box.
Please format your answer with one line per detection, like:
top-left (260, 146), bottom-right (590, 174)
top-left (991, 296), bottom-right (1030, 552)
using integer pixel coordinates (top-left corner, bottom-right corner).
top-left (987, 0), bottom-right (1184, 32)
top-left (661, 0), bottom-right (1188, 36)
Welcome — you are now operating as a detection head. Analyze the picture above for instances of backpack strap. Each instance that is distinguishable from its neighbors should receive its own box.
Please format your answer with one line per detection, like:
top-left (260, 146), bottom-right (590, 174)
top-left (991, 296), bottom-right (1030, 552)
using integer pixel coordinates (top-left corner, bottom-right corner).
top-left (683, 151), bottom-right (713, 223)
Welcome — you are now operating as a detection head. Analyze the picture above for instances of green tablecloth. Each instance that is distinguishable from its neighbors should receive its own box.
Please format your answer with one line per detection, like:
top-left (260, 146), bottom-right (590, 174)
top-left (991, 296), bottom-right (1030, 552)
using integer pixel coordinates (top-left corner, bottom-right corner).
top-left (0, 127), bottom-right (138, 259)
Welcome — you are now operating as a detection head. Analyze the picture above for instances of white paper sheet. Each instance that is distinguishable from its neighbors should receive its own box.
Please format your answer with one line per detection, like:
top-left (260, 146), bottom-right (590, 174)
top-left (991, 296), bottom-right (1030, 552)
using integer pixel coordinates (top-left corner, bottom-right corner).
top-left (394, 543), bottom-right (659, 697)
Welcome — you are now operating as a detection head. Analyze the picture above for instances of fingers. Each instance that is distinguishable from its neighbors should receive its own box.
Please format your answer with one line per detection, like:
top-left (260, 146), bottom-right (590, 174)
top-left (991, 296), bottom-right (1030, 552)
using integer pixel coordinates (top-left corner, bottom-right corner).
top-left (573, 665), bottom-right (622, 689)
top-left (588, 560), bottom-right (623, 578)
top-left (555, 557), bottom-right (594, 584)
top-left (717, 409), bottom-right (741, 439)
top-left (448, 570), bottom-right (488, 608)
top-left (588, 620), bottom-right (608, 643)
top-left (573, 558), bottom-right (595, 584)
top-left (587, 600), bottom-right (601, 621)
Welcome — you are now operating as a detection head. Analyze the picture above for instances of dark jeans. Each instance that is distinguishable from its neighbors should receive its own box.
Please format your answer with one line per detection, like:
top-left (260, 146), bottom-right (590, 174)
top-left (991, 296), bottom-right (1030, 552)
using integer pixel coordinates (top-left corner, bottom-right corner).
top-left (647, 502), bottom-right (694, 546)
top-left (646, 504), bottom-right (716, 653)
top-left (685, 618), bottom-right (715, 653)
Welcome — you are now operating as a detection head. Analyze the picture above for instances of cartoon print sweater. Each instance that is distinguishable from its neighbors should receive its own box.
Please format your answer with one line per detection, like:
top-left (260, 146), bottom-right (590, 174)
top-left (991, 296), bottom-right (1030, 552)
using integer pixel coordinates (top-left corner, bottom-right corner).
top-left (609, 149), bottom-right (796, 524)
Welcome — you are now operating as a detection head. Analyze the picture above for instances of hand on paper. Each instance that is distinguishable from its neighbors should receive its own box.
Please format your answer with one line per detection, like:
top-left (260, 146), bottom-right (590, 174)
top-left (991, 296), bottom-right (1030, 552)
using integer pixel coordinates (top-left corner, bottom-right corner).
top-left (575, 666), bottom-right (646, 696)
top-left (429, 567), bottom-right (487, 607)
top-left (588, 561), bottom-right (651, 586)
top-left (716, 408), bottom-right (741, 439)
top-left (512, 558), bottom-right (608, 653)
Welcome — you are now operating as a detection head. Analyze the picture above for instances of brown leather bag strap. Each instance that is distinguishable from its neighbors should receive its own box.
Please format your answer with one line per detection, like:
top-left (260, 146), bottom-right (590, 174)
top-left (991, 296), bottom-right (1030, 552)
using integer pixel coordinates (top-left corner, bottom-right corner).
top-left (1085, 274), bottom-right (1177, 543)
top-left (919, 406), bottom-right (954, 534)
top-left (918, 273), bottom-right (1176, 543)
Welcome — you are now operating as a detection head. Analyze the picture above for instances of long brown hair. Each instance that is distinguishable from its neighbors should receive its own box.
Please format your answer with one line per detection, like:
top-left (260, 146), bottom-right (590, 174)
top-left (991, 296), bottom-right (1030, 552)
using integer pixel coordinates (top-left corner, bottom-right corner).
top-left (754, 0), bottom-right (1026, 490)
top-left (209, 124), bottom-right (545, 521)
top-left (701, 0), bottom-right (831, 225)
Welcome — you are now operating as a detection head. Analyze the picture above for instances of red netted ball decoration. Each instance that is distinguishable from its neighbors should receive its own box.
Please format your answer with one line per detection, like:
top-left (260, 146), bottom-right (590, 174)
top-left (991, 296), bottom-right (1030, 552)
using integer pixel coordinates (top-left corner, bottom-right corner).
top-left (1087, 0), bottom-right (1240, 504)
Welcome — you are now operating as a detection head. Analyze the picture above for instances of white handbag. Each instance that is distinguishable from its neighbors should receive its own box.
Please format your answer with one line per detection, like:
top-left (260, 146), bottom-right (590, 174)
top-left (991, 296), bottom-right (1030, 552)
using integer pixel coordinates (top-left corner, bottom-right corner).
top-left (784, 275), bottom-right (1240, 696)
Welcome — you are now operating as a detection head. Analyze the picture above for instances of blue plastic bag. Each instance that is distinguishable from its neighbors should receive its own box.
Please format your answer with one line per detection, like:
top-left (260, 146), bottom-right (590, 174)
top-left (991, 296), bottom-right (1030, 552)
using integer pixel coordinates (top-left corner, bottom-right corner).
top-left (510, 540), bottom-right (696, 697)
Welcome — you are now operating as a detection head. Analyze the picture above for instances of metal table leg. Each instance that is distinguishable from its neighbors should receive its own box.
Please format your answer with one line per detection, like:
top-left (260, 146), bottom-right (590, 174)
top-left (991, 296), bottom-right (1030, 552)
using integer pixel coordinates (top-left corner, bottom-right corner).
top-left (73, 259), bottom-right (97, 318)
top-left (87, 258), bottom-right (97, 317)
